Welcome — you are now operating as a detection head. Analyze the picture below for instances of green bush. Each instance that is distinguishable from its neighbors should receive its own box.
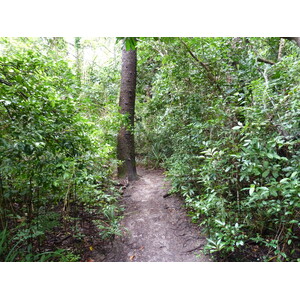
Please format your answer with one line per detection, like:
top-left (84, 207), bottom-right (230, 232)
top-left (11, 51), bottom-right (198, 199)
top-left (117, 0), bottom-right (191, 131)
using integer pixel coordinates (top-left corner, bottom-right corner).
top-left (135, 37), bottom-right (300, 261)
top-left (0, 38), bottom-right (122, 261)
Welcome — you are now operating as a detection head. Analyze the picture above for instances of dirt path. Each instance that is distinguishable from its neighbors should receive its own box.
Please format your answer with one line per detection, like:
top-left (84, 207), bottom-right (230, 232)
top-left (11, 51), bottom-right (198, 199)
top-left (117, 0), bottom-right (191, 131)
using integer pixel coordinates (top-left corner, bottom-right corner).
top-left (100, 167), bottom-right (210, 262)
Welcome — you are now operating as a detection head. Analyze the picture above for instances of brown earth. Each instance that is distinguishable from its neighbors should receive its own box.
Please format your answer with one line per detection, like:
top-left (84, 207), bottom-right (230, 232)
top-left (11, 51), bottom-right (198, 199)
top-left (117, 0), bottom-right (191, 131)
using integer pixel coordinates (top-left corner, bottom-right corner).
top-left (96, 167), bottom-right (210, 262)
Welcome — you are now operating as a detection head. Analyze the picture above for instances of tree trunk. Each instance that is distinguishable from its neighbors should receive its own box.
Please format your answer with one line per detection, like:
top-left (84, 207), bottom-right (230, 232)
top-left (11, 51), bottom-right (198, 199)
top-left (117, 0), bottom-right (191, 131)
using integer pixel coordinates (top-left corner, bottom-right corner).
top-left (117, 47), bottom-right (138, 181)
top-left (75, 37), bottom-right (83, 87)
top-left (277, 38), bottom-right (285, 61)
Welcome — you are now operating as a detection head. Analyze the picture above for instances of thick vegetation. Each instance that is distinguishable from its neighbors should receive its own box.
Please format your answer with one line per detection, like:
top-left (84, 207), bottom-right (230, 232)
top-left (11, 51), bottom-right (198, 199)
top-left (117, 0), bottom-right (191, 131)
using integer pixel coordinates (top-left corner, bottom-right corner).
top-left (0, 38), bottom-right (122, 261)
top-left (136, 37), bottom-right (300, 261)
top-left (0, 37), bottom-right (299, 262)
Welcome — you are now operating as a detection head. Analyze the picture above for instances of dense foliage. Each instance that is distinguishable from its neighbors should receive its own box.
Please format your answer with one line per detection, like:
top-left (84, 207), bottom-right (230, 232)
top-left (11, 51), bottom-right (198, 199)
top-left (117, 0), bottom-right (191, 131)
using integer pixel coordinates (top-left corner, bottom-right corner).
top-left (136, 37), bottom-right (300, 261)
top-left (0, 38), bottom-right (122, 261)
top-left (1, 37), bottom-right (299, 262)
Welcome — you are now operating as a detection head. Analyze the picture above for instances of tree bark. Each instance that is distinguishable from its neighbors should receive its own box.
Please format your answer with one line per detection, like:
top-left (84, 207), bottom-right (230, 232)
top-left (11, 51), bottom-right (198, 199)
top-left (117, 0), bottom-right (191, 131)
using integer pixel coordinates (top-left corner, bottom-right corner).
top-left (277, 38), bottom-right (285, 61)
top-left (117, 47), bottom-right (138, 181)
top-left (257, 57), bottom-right (275, 65)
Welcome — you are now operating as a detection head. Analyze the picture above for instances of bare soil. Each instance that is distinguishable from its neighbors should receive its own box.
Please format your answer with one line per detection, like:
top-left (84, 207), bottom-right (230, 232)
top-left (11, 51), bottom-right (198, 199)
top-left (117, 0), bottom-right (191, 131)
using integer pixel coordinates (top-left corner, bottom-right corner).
top-left (98, 167), bottom-right (210, 262)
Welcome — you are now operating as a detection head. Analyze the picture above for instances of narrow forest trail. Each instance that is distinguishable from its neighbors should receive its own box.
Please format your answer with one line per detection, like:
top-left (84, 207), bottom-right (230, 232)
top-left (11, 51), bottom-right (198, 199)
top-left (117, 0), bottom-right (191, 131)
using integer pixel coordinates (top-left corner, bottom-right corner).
top-left (99, 167), bottom-right (210, 262)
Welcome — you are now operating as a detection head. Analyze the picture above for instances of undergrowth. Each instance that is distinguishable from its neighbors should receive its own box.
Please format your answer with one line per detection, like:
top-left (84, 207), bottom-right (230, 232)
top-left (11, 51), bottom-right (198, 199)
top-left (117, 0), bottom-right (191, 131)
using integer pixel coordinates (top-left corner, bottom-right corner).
top-left (135, 37), bottom-right (300, 261)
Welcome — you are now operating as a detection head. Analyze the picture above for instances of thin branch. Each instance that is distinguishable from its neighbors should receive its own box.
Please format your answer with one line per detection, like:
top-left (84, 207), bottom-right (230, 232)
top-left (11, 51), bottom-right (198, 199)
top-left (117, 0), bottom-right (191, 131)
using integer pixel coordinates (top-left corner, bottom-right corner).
top-left (0, 78), bottom-right (13, 86)
top-left (179, 39), bottom-right (223, 94)
top-left (0, 77), bottom-right (28, 100)
top-left (1, 104), bottom-right (13, 120)
top-left (257, 57), bottom-right (275, 65)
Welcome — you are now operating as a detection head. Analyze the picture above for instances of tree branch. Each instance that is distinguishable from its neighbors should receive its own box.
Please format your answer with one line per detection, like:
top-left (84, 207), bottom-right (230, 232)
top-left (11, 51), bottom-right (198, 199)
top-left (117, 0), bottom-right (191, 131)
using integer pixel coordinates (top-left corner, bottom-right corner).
top-left (179, 39), bottom-right (223, 94)
top-left (1, 103), bottom-right (13, 120)
top-left (0, 77), bottom-right (28, 100)
top-left (0, 78), bottom-right (13, 86)
top-left (257, 57), bottom-right (275, 65)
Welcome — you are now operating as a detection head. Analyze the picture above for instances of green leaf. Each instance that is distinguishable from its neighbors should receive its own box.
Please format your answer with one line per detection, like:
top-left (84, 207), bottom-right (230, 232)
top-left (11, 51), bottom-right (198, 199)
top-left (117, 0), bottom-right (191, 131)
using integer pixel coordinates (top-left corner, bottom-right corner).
top-left (291, 171), bottom-right (297, 178)
top-left (249, 184), bottom-right (255, 196)
top-left (270, 189), bottom-right (278, 197)
top-left (236, 240), bottom-right (244, 246)
top-left (262, 170), bottom-right (270, 178)
top-left (125, 37), bottom-right (137, 51)
top-left (280, 178), bottom-right (289, 184)
top-left (116, 37), bottom-right (137, 50)
top-left (215, 219), bottom-right (225, 226)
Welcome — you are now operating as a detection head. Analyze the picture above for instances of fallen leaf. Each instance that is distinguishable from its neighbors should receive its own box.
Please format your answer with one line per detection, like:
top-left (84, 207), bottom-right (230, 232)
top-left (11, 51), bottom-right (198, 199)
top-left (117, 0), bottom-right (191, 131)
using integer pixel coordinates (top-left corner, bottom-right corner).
top-left (17, 217), bottom-right (26, 223)
top-left (89, 246), bottom-right (93, 251)
top-left (87, 258), bottom-right (95, 262)
top-left (129, 255), bottom-right (135, 261)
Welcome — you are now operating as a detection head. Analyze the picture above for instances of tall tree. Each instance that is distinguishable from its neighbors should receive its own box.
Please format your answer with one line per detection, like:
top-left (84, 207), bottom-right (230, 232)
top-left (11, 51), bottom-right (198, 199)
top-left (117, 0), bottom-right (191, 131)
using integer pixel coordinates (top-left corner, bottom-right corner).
top-left (117, 38), bottom-right (138, 181)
